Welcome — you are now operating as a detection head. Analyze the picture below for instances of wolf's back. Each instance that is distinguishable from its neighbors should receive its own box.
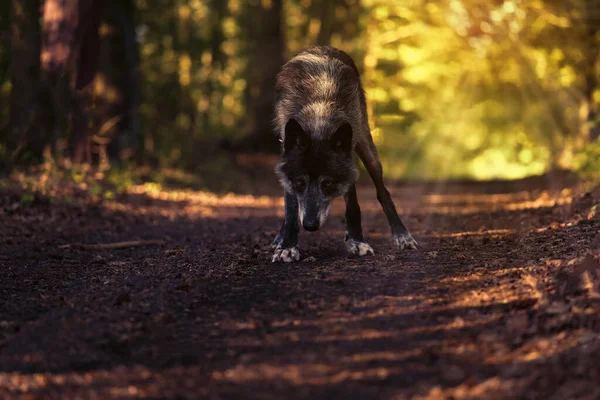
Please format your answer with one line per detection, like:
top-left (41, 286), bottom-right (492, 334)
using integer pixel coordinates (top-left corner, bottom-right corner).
top-left (274, 46), bottom-right (368, 142)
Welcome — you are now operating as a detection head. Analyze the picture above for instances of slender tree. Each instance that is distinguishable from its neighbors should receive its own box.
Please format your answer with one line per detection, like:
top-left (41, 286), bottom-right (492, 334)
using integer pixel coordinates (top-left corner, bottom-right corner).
top-left (241, 0), bottom-right (285, 153)
top-left (118, 0), bottom-right (141, 160)
top-left (9, 0), bottom-right (42, 160)
top-left (41, 0), bottom-right (110, 164)
top-left (202, 0), bottom-right (227, 134)
top-left (98, 0), bottom-right (141, 161)
top-left (584, 0), bottom-right (600, 141)
top-left (314, 0), bottom-right (361, 47)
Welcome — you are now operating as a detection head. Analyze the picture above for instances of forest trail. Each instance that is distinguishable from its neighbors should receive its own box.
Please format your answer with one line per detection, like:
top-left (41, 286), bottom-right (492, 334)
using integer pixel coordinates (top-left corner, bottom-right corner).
top-left (1, 175), bottom-right (600, 399)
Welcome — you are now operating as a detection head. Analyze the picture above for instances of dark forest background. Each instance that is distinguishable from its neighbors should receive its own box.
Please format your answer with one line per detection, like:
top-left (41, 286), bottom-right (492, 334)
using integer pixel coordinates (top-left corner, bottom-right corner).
top-left (1, 0), bottom-right (599, 181)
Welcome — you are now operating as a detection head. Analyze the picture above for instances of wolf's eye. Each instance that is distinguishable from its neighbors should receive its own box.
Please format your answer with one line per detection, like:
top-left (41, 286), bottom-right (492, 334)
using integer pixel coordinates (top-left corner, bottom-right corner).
top-left (322, 181), bottom-right (334, 191)
top-left (294, 179), bottom-right (306, 190)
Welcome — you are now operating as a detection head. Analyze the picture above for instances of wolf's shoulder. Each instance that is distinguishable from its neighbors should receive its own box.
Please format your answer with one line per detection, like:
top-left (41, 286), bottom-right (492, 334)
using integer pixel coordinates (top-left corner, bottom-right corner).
top-left (277, 46), bottom-right (361, 89)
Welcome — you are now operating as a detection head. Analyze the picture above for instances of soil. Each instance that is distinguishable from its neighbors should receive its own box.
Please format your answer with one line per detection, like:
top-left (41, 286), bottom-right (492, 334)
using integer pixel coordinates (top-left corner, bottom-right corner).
top-left (1, 170), bottom-right (600, 399)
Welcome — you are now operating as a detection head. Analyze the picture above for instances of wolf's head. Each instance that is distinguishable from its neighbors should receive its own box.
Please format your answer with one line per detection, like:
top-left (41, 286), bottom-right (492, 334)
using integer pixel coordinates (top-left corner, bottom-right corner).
top-left (275, 119), bottom-right (359, 231)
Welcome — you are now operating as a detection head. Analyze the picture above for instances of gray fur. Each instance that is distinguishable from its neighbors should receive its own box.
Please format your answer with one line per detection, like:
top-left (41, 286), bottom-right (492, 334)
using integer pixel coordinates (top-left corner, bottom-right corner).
top-left (274, 46), bottom-right (369, 148)
top-left (271, 46), bottom-right (417, 262)
top-left (273, 46), bottom-right (366, 230)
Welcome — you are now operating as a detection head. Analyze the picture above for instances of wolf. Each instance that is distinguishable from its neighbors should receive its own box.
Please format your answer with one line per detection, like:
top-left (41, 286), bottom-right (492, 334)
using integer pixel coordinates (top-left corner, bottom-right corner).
top-left (271, 46), bottom-right (417, 262)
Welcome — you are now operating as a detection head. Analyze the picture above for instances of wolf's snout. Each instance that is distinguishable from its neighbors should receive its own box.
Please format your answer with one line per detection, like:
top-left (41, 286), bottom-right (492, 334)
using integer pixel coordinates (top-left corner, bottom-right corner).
top-left (302, 218), bottom-right (320, 232)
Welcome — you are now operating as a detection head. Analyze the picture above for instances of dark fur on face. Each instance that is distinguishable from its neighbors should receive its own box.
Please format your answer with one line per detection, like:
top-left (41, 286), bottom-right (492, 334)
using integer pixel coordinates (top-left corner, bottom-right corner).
top-left (275, 119), bottom-right (358, 231)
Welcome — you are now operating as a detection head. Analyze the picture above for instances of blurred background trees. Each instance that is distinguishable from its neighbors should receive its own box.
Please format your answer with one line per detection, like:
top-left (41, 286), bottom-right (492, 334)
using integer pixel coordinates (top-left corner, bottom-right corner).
top-left (0, 0), bottom-right (598, 180)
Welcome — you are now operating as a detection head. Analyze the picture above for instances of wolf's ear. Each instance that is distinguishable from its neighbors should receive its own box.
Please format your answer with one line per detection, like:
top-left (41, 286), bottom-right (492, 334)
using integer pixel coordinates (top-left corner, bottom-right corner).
top-left (330, 123), bottom-right (353, 154)
top-left (284, 119), bottom-right (310, 153)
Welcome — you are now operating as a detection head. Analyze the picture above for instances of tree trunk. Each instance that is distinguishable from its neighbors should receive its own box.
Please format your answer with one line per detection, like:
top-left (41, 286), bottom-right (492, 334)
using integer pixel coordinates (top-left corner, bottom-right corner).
top-left (314, 0), bottom-right (362, 47)
top-left (9, 0), bottom-right (42, 161)
top-left (241, 0), bottom-right (285, 153)
top-left (120, 0), bottom-right (141, 161)
top-left (103, 0), bottom-right (140, 161)
top-left (584, 0), bottom-right (600, 141)
top-left (41, 0), bottom-right (110, 164)
top-left (210, 0), bottom-right (226, 71)
top-left (198, 0), bottom-right (227, 138)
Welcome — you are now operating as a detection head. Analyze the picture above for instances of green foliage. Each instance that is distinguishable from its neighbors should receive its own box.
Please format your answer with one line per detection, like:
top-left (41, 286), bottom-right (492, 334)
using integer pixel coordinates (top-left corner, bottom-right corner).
top-left (361, 0), bottom-right (597, 179)
top-left (8, 162), bottom-right (133, 204)
top-left (0, 0), bottom-right (597, 181)
top-left (135, 0), bottom-right (246, 163)
top-left (574, 138), bottom-right (600, 180)
top-left (129, 0), bottom-right (598, 179)
top-left (20, 192), bottom-right (35, 205)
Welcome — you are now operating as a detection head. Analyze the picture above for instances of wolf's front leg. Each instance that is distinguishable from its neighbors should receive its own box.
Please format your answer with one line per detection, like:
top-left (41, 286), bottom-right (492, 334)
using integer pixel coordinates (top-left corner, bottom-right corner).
top-left (356, 137), bottom-right (417, 250)
top-left (344, 184), bottom-right (374, 256)
top-left (272, 190), bottom-right (301, 262)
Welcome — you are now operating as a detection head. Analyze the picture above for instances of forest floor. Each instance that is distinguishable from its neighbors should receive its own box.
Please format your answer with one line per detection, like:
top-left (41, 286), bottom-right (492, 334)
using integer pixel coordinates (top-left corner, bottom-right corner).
top-left (1, 161), bottom-right (600, 399)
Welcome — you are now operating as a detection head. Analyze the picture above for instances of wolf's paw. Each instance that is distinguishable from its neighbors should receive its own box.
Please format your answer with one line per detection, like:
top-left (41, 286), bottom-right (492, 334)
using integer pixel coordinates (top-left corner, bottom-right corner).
top-left (393, 232), bottom-right (418, 250)
top-left (271, 233), bottom-right (283, 249)
top-left (272, 247), bottom-right (300, 263)
top-left (345, 239), bottom-right (374, 256)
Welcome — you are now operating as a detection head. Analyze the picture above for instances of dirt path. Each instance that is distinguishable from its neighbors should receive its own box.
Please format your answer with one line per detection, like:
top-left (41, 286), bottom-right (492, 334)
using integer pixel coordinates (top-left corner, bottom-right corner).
top-left (1, 176), bottom-right (600, 399)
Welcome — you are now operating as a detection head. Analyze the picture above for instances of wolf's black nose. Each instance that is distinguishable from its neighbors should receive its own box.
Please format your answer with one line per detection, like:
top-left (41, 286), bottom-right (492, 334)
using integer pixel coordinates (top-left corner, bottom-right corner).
top-left (303, 218), bottom-right (320, 231)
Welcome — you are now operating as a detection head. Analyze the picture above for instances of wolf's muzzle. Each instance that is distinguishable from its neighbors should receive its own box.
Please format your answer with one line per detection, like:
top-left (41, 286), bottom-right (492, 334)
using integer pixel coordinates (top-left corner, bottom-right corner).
top-left (302, 218), bottom-right (320, 231)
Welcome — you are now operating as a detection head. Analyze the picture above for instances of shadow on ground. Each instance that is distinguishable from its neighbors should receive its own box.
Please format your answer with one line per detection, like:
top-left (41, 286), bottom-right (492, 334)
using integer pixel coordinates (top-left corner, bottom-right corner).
top-left (0, 175), bottom-right (599, 399)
